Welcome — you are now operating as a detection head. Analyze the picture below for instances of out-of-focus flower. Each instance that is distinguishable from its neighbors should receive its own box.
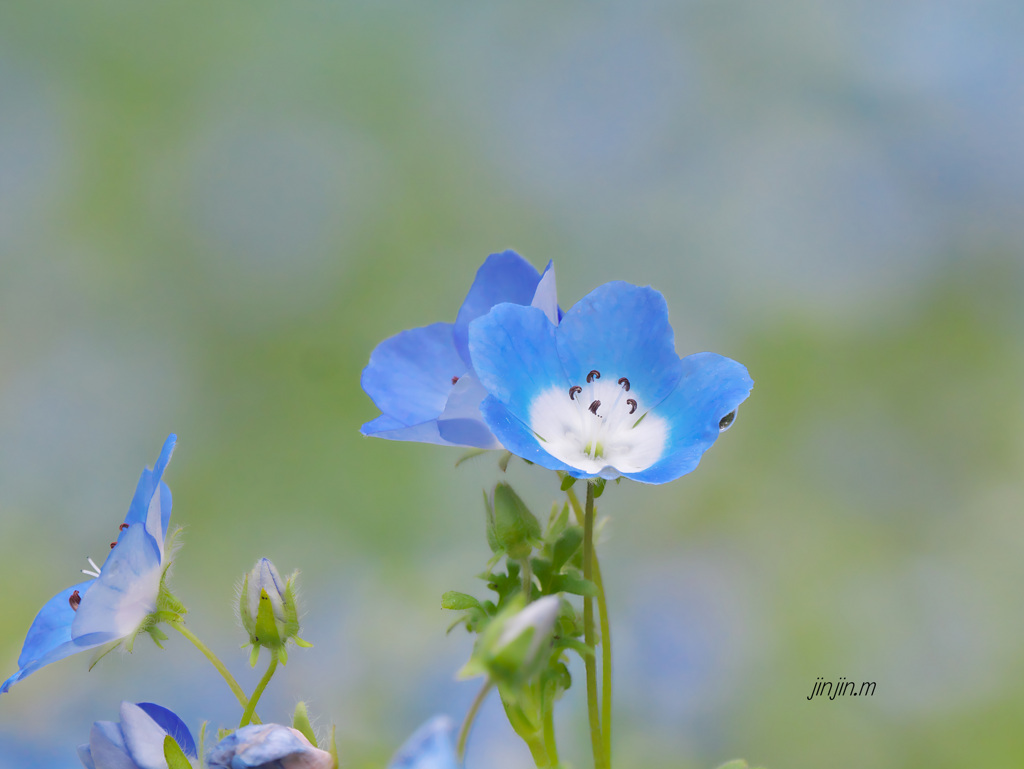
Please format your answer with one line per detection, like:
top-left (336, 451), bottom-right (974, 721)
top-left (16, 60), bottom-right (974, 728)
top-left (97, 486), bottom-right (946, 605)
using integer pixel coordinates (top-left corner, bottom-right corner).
top-left (469, 282), bottom-right (753, 483)
top-left (361, 250), bottom-right (558, 449)
top-left (207, 724), bottom-right (334, 769)
top-left (2, 435), bottom-right (178, 693)
top-left (77, 701), bottom-right (197, 769)
top-left (461, 595), bottom-right (561, 684)
top-left (387, 716), bottom-right (458, 769)
top-left (239, 558), bottom-right (310, 665)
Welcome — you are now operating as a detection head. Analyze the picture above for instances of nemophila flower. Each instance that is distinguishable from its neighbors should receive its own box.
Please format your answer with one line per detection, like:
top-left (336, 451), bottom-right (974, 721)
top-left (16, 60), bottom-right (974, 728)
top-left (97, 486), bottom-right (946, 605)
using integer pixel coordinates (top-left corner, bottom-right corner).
top-left (469, 282), bottom-right (753, 483)
top-left (361, 250), bottom-right (558, 449)
top-left (239, 557), bottom-right (311, 665)
top-left (207, 724), bottom-right (334, 769)
top-left (78, 701), bottom-right (197, 769)
top-left (1, 435), bottom-right (179, 694)
top-left (387, 716), bottom-right (458, 769)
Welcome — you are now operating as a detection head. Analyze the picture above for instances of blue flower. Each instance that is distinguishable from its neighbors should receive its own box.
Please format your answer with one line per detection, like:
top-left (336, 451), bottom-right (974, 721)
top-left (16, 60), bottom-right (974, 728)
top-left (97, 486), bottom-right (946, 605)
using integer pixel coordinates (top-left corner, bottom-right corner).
top-left (207, 724), bottom-right (334, 769)
top-left (387, 716), bottom-right (458, 769)
top-left (78, 701), bottom-right (197, 769)
top-left (361, 250), bottom-right (558, 449)
top-left (469, 282), bottom-right (753, 483)
top-left (1, 435), bottom-right (177, 694)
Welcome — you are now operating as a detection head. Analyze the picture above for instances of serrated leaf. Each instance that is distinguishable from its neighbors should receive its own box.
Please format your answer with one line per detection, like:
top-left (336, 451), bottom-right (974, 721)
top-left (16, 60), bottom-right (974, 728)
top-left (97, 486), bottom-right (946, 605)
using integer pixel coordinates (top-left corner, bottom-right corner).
top-left (441, 591), bottom-right (483, 611)
top-left (292, 701), bottom-right (318, 747)
top-left (550, 573), bottom-right (599, 597)
top-left (163, 736), bottom-right (192, 769)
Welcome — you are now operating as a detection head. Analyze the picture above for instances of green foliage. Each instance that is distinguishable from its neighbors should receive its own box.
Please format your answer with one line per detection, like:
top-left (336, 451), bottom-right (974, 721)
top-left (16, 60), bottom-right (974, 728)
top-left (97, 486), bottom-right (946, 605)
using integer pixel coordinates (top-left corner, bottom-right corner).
top-left (163, 735), bottom-right (192, 769)
top-left (292, 701), bottom-right (318, 747)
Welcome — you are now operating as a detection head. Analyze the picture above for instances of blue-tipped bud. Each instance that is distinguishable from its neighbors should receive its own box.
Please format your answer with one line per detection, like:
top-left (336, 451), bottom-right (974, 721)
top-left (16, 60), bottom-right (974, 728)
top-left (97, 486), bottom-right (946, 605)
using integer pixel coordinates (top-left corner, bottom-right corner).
top-left (239, 558), bottom-right (311, 665)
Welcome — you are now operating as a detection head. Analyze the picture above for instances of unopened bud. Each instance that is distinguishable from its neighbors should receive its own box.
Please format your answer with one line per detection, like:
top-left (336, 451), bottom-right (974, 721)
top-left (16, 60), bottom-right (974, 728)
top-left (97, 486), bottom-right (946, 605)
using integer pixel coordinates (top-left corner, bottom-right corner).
top-left (239, 558), bottom-right (311, 665)
top-left (460, 594), bottom-right (561, 684)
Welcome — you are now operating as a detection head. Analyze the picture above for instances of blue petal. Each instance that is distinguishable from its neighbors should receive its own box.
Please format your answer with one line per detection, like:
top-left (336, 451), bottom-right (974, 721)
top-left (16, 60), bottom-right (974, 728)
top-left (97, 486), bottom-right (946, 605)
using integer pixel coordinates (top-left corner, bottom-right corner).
top-left (135, 702), bottom-right (197, 759)
top-left (120, 702), bottom-right (174, 769)
top-left (124, 435), bottom-right (176, 531)
top-left (436, 373), bottom-right (502, 449)
top-left (387, 716), bottom-right (459, 769)
top-left (479, 396), bottom-right (576, 475)
top-left (361, 322), bottom-right (466, 430)
top-left (469, 303), bottom-right (567, 423)
top-left (625, 352), bottom-right (753, 484)
top-left (87, 720), bottom-right (136, 769)
top-left (453, 250), bottom-right (543, 369)
top-left (555, 282), bottom-right (683, 408)
top-left (207, 724), bottom-right (320, 767)
top-left (361, 415), bottom-right (450, 445)
top-left (76, 744), bottom-right (97, 769)
top-left (530, 261), bottom-right (560, 325)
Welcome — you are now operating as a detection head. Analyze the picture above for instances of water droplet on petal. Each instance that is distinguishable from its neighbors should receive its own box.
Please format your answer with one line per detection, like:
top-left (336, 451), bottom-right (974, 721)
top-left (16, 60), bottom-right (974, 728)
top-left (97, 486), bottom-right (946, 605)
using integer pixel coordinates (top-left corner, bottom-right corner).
top-left (719, 409), bottom-right (737, 432)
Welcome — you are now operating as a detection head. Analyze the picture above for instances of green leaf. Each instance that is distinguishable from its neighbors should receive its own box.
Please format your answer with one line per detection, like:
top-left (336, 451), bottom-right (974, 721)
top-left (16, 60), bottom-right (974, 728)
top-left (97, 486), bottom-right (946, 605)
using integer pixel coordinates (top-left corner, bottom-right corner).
top-left (497, 451), bottom-right (513, 472)
top-left (557, 637), bottom-right (595, 659)
top-left (551, 526), bottom-right (583, 572)
top-left (491, 483), bottom-right (540, 560)
top-left (163, 735), bottom-right (192, 769)
top-left (327, 724), bottom-right (339, 769)
top-left (441, 591), bottom-right (483, 611)
top-left (559, 474), bottom-right (576, 491)
top-left (292, 701), bottom-right (318, 747)
top-left (591, 478), bottom-right (607, 498)
top-left (455, 448), bottom-right (488, 467)
top-left (550, 573), bottom-right (599, 597)
top-left (484, 490), bottom-right (500, 553)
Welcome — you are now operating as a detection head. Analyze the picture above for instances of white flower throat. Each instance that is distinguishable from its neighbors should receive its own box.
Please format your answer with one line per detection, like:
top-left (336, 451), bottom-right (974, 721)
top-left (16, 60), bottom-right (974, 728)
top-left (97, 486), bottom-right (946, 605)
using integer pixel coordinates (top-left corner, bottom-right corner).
top-left (528, 368), bottom-right (667, 476)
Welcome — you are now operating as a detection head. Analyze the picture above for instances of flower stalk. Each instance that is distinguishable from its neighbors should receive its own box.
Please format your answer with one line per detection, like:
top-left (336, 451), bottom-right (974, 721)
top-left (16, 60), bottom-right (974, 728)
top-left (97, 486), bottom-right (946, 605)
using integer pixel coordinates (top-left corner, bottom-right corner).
top-left (582, 482), bottom-right (609, 769)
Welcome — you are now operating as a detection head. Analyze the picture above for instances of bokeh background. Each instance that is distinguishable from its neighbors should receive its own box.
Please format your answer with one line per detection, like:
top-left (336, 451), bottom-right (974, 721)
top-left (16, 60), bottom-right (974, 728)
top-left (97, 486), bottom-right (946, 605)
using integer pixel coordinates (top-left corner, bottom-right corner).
top-left (2, 2), bottom-right (1023, 767)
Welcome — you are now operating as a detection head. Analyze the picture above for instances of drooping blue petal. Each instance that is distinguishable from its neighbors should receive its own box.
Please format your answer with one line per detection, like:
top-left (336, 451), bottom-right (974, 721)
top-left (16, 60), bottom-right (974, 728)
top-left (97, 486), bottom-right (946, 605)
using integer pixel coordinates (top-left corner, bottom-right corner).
top-left (555, 282), bottom-right (683, 409)
top-left (1, 579), bottom-right (96, 694)
top-left (453, 250), bottom-right (545, 369)
top-left (469, 303), bottom-right (567, 423)
top-left (361, 322), bottom-right (467, 438)
top-left (625, 352), bottom-right (753, 484)
top-left (479, 396), bottom-right (577, 475)
top-left (387, 716), bottom-right (459, 769)
top-left (135, 702), bottom-right (197, 758)
top-left (123, 435), bottom-right (175, 530)
top-left (437, 373), bottom-right (502, 449)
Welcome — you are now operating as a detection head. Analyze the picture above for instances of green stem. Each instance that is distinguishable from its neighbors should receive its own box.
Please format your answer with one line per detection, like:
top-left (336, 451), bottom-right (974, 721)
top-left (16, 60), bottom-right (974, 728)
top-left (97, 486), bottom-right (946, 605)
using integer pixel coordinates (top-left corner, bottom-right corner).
top-left (583, 483), bottom-right (608, 769)
top-left (457, 679), bottom-right (493, 763)
top-left (239, 653), bottom-right (278, 727)
top-left (169, 622), bottom-right (260, 724)
top-left (542, 698), bottom-right (559, 767)
top-left (568, 486), bottom-right (613, 763)
top-left (521, 557), bottom-right (533, 599)
top-left (523, 731), bottom-right (551, 768)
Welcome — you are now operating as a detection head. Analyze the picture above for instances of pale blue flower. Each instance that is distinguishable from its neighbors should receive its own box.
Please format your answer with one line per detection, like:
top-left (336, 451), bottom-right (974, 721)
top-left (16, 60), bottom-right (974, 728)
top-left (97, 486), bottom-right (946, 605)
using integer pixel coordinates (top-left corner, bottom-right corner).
top-left (387, 716), bottom-right (458, 769)
top-left (207, 724), bottom-right (333, 769)
top-left (469, 282), bottom-right (753, 483)
top-left (361, 251), bottom-right (558, 449)
top-left (1, 435), bottom-right (177, 693)
top-left (78, 701), bottom-right (197, 769)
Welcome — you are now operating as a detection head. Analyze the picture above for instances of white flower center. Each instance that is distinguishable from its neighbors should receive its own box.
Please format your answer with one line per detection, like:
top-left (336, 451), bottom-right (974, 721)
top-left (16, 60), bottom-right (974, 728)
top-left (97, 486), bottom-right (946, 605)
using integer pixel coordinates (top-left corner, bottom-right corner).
top-left (528, 370), bottom-right (667, 476)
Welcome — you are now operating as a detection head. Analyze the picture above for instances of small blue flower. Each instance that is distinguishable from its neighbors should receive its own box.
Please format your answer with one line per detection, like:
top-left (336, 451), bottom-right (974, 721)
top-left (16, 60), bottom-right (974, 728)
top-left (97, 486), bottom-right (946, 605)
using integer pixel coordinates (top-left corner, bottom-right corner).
top-left (2, 435), bottom-right (177, 694)
top-left (387, 716), bottom-right (458, 769)
top-left (469, 282), bottom-right (753, 483)
top-left (207, 724), bottom-right (334, 769)
top-left (78, 701), bottom-right (197, 769)
top-left (361, 251), bottom-right (558, 449)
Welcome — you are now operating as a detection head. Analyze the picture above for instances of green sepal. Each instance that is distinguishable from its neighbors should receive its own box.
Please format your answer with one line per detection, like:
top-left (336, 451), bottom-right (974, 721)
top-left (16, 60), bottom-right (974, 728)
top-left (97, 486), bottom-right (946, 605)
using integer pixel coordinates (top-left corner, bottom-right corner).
top-left (248, 645), bottom-right (261, 668)
top-left (294, 635), bottom-right (313, 648)
top-left (292, 701), bottom-right (318, 747)
top-left (146, 624), bottom-right (169, 649)
top-left (327, 724), bottom-right (339, 769)
top-left (276, 644), bottom-right (289, 665)
top-left (456, 448), bottom-right (488, 467)
top-left (163, 735), bottom-right (192, 769)
top-left (549, 573), bottom-right (599, 597)
top-left (442, 591), bottom-right (483, 611)
top-left (88, 639), bottom-right (122, 671)
top-left (239, 571), bottom-right (255, 638)
top-left (197, 722), bottom-right (208, 765)
top-left (559, 474), bottom-right (576, 491)
top-left (491, 483), bottom-right (540, 560)
top-left (484, 490), bottom-right (500, 553)
top-left (591, 478), bottom-right (607, 498)
top-left (217, 727), bottom-right (231, 740)
top-left (557, 637), bottom-right (595, 660)
top-left (497, 451), bottom-right (513, 472)
top-left (254, 587), bottom-right (284, 649)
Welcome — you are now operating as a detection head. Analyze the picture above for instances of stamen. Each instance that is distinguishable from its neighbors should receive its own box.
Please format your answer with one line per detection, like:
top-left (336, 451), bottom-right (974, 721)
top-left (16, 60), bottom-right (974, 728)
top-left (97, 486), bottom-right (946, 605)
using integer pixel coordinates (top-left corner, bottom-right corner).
top-left (627, 398), bottom-right (637, 414)
top-left (618, 377), bottom-right (630, 391)
top-left (588, 400), bottom-right (601, 415)
top-left (81, 557), bottom-right (101, 578)
top-left (110, 542), bottom-right (117, 549)
top-left (451, 376), bottom-right (460, 385)
top-left (69, 590), bottom-right (81, 611)
top-left (586, 370), bottom-right (601, 383)
top-left (119, 523), bottom-right (130, 531)
top-left (569, 385), bottom-right (582, 400)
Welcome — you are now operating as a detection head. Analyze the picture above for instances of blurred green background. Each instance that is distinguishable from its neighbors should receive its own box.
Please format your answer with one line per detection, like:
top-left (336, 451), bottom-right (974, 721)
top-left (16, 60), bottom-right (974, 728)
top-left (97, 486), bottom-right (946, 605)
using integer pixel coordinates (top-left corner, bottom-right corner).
top-left (2, 2), bottom-right (1023, 767)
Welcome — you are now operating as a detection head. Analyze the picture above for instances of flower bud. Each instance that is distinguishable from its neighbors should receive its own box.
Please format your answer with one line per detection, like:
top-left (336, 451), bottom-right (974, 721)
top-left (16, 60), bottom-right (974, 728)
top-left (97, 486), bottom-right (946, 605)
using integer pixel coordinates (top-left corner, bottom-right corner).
top-left (486, 483), bottom-right (541, 560)
top-left (207, 724), bottom-right (334, 769)
top-left (460, 594), bottom-right (561, 684)
top-left (239, 558), bottom-right (311, 665)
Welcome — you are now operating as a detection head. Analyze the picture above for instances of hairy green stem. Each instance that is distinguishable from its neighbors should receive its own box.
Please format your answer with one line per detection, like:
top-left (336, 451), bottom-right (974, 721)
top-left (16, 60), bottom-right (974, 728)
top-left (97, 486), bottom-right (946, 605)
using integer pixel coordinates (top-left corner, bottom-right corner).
top-left (583, 483), bottom-right (608, 769)
top-left (457, 679), bottom-right (493, 763)
top-left (169, 622), bottom-right (261, 724)
top-left (239, 653), bottom-right (278, 727)
top-left (542, 698), bottom-right (560, 767)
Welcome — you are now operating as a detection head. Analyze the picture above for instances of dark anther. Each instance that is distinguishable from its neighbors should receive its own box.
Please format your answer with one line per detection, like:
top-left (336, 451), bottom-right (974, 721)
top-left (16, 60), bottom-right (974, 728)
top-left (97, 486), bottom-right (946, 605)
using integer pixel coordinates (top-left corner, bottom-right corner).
top-left (451, 376), bottom-right (460, 385)
top-left (589, 400), bottom-right (601, 415)
top-left (719, 410), bottom-right (737, 431)
top-left (69, 590), bottom-right (81, 611)
top-left (569, 385), bottom-right (583, 400)
top-left (110, 542), bottom-right (117, 549)
top-left (119, 523), bottom-right (130, 531)
top-left (627, 398), bottom-right (637, 414)
top-left (618, 377), bottom-right (630, 391)
top-left (586, 369), bottom-right (601, 383)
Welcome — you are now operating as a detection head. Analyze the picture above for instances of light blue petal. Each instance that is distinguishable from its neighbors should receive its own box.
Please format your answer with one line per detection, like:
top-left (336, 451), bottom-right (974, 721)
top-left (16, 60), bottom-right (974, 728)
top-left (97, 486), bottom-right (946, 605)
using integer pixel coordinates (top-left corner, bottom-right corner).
top-left (387, 716), bottom-right (459, 769)
top-left (453, 250), bottom-right (543, 369)
top-left (469, 303), bottom-right (567, 423)
top-left (479, 397), bottom-right (577, 475)
top-left (88, 720), bottom-right (136, 769)
top-left (361, 415), bottom-right (451, 445)
top-left (135, 703), bottom-right (197, 759)
top-left (530, 261), bottom-right (560, 325)
top-left (124, 435), bottom-right (176, 530)
top-left (207, 724), bottom-right (319, 767)
top-left (361, 322), bottom-right (466, 430)
top-left (625, 352), bottom-right (753, 484)
top-left (436, 373), bottom-right (502, 449)
top-left (120, 702), bottom-right (171, 769)
top-left (555, 282), bottom-right (683, 409)
top-left (76, 744), bottom-right (97, 769)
